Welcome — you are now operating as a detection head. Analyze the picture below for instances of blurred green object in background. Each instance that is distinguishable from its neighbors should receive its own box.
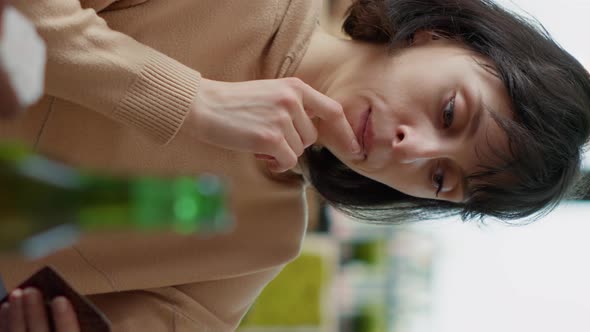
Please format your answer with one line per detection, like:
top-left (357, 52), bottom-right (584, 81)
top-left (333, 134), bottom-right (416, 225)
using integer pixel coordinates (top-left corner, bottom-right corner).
top-left (0, 142), bottom-right (232, 256)
top-left (240, 253), bottom-right (326, 326)
top-left (352, 303), bottom-right (387, 332)
top-left (351, 238), bottom-right (386, 266)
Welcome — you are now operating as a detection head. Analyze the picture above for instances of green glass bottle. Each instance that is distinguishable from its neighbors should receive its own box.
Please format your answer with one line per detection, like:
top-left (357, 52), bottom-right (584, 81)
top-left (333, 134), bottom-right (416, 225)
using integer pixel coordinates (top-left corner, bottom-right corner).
top-left (0, 142), bottom-right (233, 256)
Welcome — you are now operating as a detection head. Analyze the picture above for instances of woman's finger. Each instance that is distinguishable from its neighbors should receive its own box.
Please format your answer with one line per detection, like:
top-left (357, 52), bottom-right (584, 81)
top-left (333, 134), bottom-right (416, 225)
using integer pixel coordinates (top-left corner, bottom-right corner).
top-left (264, 137), bottom-right (297, 173)
top-left (8, 290), bottom-right (26, 332)
top-left (51, 297), bottom-right (80, 332)
top-left (298, 82), bottom-right (361, 157)
top-left (278, 84), bottom-right (317, 149)
top-left (279, 114), bottom-right (305, 159)
top-left (23, 288), bottom-right (50, 332)
top-left (292, 111), bottom-right (318, 149)
top-left (0, 302), bottom-right (10, 332)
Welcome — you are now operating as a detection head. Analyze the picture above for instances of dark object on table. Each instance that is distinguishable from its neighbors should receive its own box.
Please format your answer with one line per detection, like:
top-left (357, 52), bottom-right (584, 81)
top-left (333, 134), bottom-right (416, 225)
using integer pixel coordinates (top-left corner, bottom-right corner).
top-left (0, 266), bottom-right (111, 332)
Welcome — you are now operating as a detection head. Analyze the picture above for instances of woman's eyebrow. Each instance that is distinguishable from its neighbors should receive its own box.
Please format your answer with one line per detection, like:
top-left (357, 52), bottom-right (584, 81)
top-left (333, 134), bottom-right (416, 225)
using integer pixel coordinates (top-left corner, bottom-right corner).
top-left (467, 88), bottom-right (483, 139)
top-left (460, 173), bottom-right (471, 201)
top-left (458, 87), bottom-right (484, 200)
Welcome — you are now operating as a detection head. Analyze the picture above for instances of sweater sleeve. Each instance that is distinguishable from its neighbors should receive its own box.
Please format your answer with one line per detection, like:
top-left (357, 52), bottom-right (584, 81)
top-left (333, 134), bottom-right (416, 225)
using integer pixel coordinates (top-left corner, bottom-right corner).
top-left (87, 270), bottom-right (282, 332)
top-left (12, 0), bottom-right (201, 144)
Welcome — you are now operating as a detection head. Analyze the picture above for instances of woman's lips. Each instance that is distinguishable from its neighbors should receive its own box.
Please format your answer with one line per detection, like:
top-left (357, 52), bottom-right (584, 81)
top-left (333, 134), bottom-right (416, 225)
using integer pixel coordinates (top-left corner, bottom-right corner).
top-left (362, 108), bottom-right (373, 158)
top-left (356, 108), bottom-right (372, 159)
top-left (356, 109), bottom-right (370, 158)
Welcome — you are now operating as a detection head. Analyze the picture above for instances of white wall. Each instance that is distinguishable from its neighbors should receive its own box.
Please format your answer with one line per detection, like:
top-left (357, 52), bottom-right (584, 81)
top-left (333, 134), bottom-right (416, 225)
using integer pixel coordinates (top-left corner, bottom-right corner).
top-left (494, 0), bottom-right (589, 64)
top-left (427, 201), bottom-right (590, 332)
top-left (493, 0), bottom-right (590, 170)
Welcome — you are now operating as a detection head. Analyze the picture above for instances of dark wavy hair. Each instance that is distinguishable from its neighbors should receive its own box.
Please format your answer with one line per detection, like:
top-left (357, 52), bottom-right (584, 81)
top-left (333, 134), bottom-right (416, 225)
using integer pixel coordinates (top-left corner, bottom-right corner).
top-left (302, 0), bottom-right (590, 224)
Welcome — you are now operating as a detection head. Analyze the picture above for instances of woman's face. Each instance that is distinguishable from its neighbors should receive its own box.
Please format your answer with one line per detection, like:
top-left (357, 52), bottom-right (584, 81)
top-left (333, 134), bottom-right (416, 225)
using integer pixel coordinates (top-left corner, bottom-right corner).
top-left (317, 33), bottom-right (513, 202)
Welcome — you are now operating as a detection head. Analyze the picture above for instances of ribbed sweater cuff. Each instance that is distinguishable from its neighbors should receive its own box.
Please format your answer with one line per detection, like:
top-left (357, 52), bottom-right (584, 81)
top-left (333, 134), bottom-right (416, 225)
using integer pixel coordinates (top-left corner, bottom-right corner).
top-left (113, 52), bottom-right (201, 145)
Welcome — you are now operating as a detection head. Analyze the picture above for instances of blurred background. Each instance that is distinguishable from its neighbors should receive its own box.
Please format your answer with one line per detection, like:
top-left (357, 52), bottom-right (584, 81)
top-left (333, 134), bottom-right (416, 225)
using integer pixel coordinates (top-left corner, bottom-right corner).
top-left (2, 0), bottom-right (590, 331)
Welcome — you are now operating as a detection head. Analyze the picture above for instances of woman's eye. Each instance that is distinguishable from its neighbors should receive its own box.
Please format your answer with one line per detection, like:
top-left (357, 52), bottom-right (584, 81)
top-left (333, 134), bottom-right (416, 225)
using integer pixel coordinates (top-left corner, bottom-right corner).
top-left (432, 168), bottom-right (445, 197)
top-left (442, 96), bottom-right (456, 129)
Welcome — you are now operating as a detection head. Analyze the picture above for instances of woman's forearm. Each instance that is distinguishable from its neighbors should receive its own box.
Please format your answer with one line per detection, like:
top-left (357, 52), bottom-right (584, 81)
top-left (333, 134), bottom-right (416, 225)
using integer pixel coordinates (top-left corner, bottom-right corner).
top-left (11, 0), bottom-right (201, 144)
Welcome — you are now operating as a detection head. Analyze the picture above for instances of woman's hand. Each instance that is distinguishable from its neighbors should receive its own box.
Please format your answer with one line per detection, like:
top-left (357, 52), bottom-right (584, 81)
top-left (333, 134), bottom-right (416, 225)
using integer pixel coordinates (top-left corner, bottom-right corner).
top-left (0, 288), bottom-right (80, 332)
top-left (187, 77), bottom-right (362, 173)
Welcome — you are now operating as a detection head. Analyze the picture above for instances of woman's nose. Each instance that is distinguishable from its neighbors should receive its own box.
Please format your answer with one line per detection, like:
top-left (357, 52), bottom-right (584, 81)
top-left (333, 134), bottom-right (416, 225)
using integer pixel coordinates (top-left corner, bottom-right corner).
top-left (392, 125), bottom-right (443, 164)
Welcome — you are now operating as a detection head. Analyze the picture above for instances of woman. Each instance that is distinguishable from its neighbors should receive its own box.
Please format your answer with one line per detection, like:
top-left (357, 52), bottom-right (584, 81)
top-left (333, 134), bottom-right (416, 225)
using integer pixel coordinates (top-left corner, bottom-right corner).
top-left (0, 0), bottom-right (589, 331)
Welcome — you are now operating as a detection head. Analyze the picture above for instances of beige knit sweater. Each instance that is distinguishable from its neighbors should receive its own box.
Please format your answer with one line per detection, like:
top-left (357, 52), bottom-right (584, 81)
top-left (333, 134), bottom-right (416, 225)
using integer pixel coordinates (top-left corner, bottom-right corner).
top-left (0, 0), bottom-right (321, 330)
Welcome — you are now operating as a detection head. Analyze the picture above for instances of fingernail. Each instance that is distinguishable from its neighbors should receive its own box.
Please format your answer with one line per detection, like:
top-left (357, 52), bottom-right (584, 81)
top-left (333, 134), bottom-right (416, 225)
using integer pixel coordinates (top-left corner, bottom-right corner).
top-left (10, 289), bottom-right (22, 302)
top-left (0, 302), bottom-right (9, 311)
top-left (351, 139), bottom-right (362, 154)
top-left (23, 288), bottom-right (37, 306)
top-left (52, 297), bottom-right (68, 314)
